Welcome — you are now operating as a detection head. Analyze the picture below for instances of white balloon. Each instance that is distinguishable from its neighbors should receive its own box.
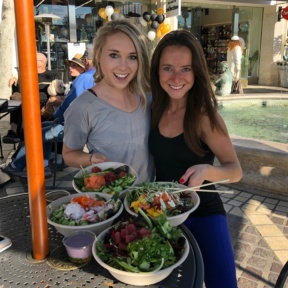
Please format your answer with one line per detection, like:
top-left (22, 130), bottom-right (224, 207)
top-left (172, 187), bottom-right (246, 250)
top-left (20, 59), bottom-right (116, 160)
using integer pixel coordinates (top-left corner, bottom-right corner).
top-left (105, 5), bottom-right (114, 17)
top-left (105, 5), bottom-right (114, 21)
top-left (148, 30), bottom-right (156, 41)
top-left (139, 17), bottom-right (147, 26)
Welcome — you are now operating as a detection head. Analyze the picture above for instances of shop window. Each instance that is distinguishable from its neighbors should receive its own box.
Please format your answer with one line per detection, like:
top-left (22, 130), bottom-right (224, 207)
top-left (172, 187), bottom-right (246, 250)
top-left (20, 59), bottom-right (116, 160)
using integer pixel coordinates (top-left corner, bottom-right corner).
top-left (34, 0), bottom-right (69, 74)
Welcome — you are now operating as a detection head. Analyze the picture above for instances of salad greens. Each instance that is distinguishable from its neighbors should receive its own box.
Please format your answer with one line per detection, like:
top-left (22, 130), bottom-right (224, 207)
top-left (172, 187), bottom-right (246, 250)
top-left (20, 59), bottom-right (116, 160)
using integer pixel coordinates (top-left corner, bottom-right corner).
top-left (95, 209), bottom-right (185, 273)
top-left (49, 193), bottom-right (121, 226)
top-left (126, 181), bottom-right (194, 217)
top-left (74, 166), bottom-right (136, 194)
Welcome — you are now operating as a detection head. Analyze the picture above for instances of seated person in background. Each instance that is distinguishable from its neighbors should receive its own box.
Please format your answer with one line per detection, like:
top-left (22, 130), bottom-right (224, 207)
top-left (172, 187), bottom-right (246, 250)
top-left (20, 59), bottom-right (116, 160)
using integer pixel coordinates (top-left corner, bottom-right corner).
top-left (40, 79), bottom-right (67, 120)
top-left (41, 54), bottom-right (86, 119)
top-left (214, 61), bottom-right (233, 97)
top-left (5, 68), bottom-right (21, 143)
top-left (0, 49), bottom-right (95, 178)
top-left (2, 52), bottom-right (58, 143)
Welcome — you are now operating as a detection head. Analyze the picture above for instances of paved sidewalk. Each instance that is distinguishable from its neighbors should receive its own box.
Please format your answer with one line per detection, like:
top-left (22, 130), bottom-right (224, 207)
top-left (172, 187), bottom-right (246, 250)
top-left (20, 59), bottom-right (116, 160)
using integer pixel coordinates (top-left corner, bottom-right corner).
top-left (1, 85), bottom-right (288, 287)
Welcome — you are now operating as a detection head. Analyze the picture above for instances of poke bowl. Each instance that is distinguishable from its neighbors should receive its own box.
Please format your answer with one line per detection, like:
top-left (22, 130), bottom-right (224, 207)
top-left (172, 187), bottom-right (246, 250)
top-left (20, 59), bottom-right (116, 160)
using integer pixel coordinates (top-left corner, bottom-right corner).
top-left (47, 192), bottom-right (123, 236)
top-left (72, 162), bottom-right (138, 198)
top-left (124, 181), bottom-right (200, 227)
top-left (92, 212), bottom-right (190, 286)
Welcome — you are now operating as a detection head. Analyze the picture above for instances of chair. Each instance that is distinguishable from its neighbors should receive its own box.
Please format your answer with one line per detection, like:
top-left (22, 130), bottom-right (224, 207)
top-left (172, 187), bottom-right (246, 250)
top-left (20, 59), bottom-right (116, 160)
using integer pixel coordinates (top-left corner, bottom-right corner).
top-left (51, 139), bottom-right (64, 189)
top-left (0, 134), bottom-right (3, 159)
top-left (275, 261), bottom-right (288, 288)
top-left (0, 134), bottom-right (20, 159)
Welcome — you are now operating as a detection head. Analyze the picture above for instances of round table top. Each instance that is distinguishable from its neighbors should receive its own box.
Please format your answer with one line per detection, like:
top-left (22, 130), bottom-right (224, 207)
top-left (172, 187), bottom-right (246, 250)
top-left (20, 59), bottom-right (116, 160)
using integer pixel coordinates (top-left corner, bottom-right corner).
top-left (0, 192), bottom-right (204, 287)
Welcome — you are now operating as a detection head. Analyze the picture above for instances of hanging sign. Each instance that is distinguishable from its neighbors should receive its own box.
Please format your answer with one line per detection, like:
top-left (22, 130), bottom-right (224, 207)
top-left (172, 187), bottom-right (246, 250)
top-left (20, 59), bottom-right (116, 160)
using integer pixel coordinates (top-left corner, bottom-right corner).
top-left (67, 43), bottom-right (86, 60)
top-left (166, 0), bottom-right (181, 18)
top-left (282, 6), bottom-right (288, 20)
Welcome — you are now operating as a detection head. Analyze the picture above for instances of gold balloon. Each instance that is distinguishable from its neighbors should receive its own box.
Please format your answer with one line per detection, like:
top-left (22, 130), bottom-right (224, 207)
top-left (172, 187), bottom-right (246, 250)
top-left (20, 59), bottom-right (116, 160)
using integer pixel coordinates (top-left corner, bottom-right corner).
top-left (157, 7), bottom-right (165, 15)
top-left (114, 8), bottom-right (120, 14)
top-left (98, 8), bottom-right (107, 19)
top-left (156, 29), bottom-right (162, 39)
top-left (158, 22), bottom-right (165, 32)
top-left (162, 23), bottom-right (171, 34)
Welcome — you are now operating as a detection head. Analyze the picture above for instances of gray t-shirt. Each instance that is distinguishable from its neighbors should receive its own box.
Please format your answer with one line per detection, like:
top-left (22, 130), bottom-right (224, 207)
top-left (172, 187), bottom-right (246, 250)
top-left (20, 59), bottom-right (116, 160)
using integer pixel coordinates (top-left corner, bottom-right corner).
top-left (63, 89), bottom-right (154, 183)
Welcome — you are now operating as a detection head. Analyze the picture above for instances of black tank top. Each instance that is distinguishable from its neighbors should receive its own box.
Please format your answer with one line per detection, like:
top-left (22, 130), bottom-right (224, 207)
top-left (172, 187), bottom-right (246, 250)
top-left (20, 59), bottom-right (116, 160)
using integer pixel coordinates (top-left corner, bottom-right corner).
top-left (149, 126), bottom-right (225, 217)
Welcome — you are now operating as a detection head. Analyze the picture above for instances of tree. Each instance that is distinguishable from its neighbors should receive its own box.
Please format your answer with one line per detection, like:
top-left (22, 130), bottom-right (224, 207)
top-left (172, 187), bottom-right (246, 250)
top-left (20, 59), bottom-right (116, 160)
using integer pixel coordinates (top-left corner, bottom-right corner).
top-left (0, 0), bottom-right (15, 100)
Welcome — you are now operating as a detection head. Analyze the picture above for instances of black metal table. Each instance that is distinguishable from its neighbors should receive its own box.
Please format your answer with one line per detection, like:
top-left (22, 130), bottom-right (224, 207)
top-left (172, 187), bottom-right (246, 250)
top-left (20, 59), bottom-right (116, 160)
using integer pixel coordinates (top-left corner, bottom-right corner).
top-left (0, 100), bottom-right (21, 120)
top-left (0, 100), bottom-right (21, 158)
top-left (0, 193), bottom-right (204, 288)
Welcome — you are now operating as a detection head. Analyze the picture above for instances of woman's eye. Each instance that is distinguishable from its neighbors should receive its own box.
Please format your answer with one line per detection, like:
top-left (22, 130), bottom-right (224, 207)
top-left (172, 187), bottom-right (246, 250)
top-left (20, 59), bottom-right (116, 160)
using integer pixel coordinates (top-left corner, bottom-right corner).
top-left (129, 55), bottom-right (138, 60)
top-left (163, 66), bottom-right (172, 71)
top-left (110, 53), bottom-right (118, 58)
top-left (183, 67), bottom-right (192, 72)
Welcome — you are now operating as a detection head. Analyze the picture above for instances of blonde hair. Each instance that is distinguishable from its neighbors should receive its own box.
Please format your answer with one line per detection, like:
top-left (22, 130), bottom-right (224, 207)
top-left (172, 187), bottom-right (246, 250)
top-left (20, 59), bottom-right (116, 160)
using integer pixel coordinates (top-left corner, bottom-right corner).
top-left (92, 19), bottom-right (150, 109)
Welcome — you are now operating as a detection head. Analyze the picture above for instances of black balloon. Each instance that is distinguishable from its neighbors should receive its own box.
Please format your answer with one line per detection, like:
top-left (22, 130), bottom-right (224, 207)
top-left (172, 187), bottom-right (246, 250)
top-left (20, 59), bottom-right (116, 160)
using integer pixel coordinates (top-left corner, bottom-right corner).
top-left (156, 14), bottom-right (165, 24)
top-left (150, 13), bottom-right (157, 21)
top-left (111, 13), bottom-right (120, 20)
top-left (151, 20), bottom-right (159, 30)
top-left (92, 7), bottom-right (98, 16)
top-left (108, 1), bottom-right (115, 8)
top-left (143, 11), bottom-right (151, 22)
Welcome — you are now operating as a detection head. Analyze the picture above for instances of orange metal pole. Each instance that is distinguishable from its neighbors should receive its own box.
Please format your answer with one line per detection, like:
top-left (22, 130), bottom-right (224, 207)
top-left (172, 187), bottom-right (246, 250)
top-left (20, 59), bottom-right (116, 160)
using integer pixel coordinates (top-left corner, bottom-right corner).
top-left (14, 0), bottom-right (49, 259)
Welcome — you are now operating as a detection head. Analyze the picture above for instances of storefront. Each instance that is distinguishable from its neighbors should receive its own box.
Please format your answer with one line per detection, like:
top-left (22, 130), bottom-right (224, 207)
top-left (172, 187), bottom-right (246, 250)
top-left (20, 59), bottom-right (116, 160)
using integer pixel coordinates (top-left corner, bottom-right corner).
top-left (176, 4), bottom-right (263, 85)
top-left (32, 0), bottom-right (287, 86)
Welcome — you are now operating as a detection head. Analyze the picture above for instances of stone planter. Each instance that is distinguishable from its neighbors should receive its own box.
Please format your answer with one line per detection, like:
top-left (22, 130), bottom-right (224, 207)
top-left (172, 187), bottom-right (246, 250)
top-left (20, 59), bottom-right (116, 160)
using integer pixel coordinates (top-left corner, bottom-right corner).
top-left (277, 65), bottom-right (288, 88)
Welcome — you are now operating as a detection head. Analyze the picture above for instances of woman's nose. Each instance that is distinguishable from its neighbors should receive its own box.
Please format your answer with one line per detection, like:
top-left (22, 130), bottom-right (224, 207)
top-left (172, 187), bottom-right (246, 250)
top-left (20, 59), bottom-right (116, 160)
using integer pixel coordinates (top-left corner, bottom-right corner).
top-left (171, 71), bottom-right (182, 82)
top-left (118, 58), bottom-right (128, 68)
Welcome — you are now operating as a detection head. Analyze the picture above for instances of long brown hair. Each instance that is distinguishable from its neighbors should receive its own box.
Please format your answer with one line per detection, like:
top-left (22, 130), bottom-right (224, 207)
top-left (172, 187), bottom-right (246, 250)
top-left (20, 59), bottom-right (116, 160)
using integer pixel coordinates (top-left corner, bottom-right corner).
top-left (150, 30), bottom-right (224, 156)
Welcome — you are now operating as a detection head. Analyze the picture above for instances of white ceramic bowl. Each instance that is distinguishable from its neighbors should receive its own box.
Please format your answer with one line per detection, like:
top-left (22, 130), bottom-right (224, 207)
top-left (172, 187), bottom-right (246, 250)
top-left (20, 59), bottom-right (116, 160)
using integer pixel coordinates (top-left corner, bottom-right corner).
top-left (72, 162), bottom-right (138, 198)
top-left (92, 227), bottom-right (190, 286)
top-left (124, 182), bottom-right (200, 227)
top-left (47, 192), bottom-right (123, 236)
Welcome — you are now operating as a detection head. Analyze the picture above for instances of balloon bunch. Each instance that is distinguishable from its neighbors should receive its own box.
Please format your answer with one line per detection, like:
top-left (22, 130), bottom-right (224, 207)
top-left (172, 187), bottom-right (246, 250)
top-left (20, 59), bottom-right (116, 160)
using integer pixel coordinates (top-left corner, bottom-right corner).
top-left (98, 1), bottom-right (124, 21)
top-left (139, 8), bottom-right (171, 41)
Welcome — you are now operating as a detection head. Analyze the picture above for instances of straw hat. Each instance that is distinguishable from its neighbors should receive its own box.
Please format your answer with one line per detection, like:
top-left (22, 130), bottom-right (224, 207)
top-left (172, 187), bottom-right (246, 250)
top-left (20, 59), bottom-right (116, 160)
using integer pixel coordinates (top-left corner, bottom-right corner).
top-left (65, 54), bottom-right (85, 69)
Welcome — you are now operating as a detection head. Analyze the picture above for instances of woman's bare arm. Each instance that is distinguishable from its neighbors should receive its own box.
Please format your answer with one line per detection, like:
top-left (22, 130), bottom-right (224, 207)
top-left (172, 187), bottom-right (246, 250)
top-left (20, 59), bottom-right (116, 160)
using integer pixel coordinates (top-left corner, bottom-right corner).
top-left (62, 143), bottom-right (108, 168)
top-left (180, 112), bottom-right (243, 187)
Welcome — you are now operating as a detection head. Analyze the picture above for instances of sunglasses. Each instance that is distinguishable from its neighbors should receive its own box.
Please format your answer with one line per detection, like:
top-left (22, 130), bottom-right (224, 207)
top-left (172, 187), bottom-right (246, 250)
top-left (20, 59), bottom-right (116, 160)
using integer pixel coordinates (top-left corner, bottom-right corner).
top-left (70, 63), bottom-right (82, 68)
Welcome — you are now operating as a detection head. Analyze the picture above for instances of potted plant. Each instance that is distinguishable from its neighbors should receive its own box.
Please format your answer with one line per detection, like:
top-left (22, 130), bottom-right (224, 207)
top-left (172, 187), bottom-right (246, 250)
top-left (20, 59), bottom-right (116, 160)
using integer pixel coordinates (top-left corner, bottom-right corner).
top-left (277, 57), bottom-right (288, 88)
top-left (248, 50), bottom-right (259, 76)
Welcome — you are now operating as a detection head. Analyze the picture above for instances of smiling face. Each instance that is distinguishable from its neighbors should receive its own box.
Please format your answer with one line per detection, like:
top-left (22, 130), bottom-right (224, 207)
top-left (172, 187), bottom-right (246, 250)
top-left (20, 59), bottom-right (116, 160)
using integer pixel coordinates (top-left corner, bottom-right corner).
top-left (159, 45), bottom-right (194, 101)
top-left (98, 32), bottom-right (138, 89)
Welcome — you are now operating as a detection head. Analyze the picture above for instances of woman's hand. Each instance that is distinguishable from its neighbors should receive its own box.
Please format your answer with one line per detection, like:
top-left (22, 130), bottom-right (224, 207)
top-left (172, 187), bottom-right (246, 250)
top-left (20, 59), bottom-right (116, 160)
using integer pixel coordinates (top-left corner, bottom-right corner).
top-left (180, 164), bottom-right (211, 187)
top-left (90, 153), bottom-right (108, 165)
top-left (8, 77), bottom-right (18, 87)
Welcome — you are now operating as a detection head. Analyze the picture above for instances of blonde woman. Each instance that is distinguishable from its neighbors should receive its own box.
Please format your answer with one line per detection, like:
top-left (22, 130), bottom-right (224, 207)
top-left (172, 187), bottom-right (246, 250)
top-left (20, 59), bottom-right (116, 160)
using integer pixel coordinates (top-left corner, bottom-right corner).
top-left (63, 19), bottom-right (154, 183)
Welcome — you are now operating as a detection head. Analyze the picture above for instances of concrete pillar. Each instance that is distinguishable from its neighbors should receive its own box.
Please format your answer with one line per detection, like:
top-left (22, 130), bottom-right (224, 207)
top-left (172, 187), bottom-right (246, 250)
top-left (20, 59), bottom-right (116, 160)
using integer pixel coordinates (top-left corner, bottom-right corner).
top-left (259, 4), bottom-right (287, 86)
